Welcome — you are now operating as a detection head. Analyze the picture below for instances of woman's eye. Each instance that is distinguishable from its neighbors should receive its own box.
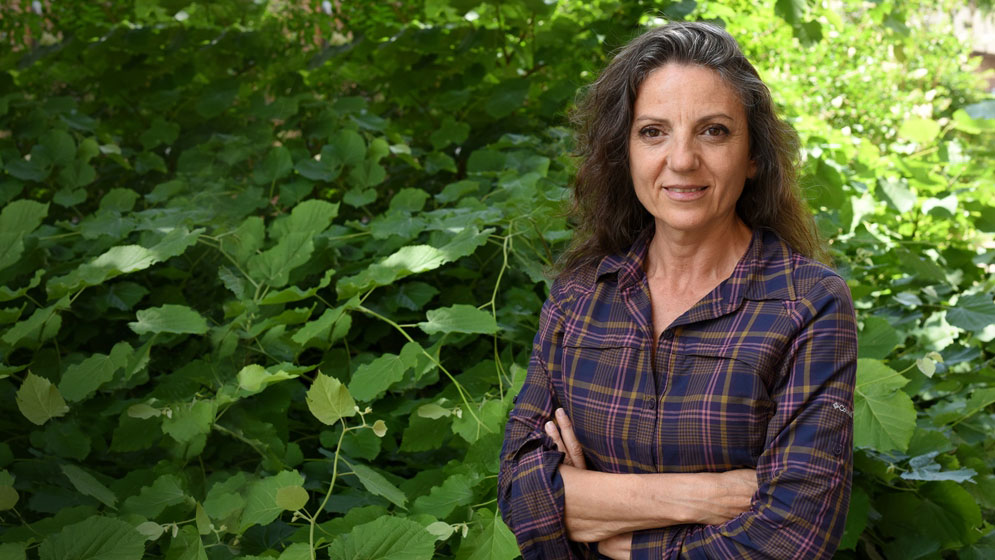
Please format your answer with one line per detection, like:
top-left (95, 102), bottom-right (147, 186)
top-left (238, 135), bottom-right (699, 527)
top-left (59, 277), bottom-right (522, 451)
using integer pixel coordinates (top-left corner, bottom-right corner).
top-left (639, 127), bottom-right (662, 138)
top-left (704, 125), bottom-right (729, 136)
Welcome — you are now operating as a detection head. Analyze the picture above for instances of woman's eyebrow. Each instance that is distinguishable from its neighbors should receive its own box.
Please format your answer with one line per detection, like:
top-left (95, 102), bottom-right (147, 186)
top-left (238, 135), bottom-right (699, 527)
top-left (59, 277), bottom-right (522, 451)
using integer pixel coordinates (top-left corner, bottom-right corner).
top-left (632, 112), bottom-right (736, 124)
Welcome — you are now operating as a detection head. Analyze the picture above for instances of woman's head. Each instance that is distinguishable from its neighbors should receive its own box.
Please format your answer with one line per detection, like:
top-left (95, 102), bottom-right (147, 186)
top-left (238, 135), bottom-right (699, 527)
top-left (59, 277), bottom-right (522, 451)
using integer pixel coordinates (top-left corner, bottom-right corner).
top-left (562, 21), bottom-right (825, 272)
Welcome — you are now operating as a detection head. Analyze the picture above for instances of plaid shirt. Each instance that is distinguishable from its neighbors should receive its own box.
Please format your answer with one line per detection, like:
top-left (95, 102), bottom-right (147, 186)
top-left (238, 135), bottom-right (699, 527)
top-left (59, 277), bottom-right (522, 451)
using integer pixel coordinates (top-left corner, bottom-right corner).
top-left (498, 228), bottom-right (857, 559)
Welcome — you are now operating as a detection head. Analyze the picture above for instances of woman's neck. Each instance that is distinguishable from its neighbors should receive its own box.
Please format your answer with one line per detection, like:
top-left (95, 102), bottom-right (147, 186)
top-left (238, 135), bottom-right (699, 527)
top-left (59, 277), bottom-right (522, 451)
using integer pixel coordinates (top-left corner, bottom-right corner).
top-left (643, 217), bottom-right (753, 293)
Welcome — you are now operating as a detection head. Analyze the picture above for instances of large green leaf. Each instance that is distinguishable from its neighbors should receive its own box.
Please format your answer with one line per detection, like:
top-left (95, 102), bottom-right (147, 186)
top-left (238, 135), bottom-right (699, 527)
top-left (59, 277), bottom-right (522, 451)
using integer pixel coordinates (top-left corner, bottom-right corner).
top-left (853, 358), bottom-right (916, 452)
top-left (58, 354), bottom-right (117, 402)
top-left (129, 305), bottom-right (208, 336)
top-left (161, 400), bottom-right (215, 444)
top-left (946, 294), bottom-right (995, 332)
top-left (122, 474), bottom-right (189, 519)
top-left (0, 199), bottom-right (48, 272)
top-left (306, 373), bottom-right (357, 426)
top-left (327, 516), bottom-right (434, 560)
top-left (165, 525), bottom-right (206, 560)
top-left (411, 473), bottom-right (475, 519)
top-left (336, 227), bottom-right (491, 298)
top-left (16, 372), bottom-right (69, 426)
top-left (38, 516), bottom-right (146, 560)
top-left (418, 304), bottom-right (497, 335)
top-left (349, 462), bottom-right (407, 508)
top-left (858, 315), bottom-right (901, 359)
top-left (455, 508), bottom-right (518, 560)
top-left (60, 465), bottom-right (117, 508)
top-left (239, 470), bottom-right (304, 531)
top-left (348, 354), bottom-right (407, 402)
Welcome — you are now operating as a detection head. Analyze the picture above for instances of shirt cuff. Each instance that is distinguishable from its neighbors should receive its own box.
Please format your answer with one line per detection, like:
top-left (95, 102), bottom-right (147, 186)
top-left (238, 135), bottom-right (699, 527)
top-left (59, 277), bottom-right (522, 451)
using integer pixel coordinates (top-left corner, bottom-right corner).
top-left (499, 430), bottom-right (576, 559)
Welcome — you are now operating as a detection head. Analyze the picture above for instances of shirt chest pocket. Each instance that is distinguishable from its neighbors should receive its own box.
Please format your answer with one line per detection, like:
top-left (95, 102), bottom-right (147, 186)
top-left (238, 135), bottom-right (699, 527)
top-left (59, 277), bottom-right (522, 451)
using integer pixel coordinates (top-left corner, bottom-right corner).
top-left (557, 333), bottom-right (657, 472)
top-left (662, 342), bottom-right (776, 468)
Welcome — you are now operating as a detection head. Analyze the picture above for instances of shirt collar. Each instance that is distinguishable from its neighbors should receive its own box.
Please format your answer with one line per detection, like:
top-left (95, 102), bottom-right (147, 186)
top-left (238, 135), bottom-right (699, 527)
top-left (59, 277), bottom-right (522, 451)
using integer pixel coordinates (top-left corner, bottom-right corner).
top-left (594, 227), bottom-right (798, 304)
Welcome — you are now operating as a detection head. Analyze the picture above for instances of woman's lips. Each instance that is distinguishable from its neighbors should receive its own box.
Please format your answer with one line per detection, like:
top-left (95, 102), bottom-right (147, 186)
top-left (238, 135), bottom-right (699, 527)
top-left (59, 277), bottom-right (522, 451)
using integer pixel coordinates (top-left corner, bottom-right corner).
top-left (662, 185), bottom-right (708, 200)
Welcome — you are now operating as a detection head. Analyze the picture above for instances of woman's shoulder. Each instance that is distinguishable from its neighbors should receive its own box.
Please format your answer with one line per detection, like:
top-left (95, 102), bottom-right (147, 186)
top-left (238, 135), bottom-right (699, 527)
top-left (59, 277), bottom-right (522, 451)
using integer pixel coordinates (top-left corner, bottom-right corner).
top-left (756, 229), bottom-right (850, 303)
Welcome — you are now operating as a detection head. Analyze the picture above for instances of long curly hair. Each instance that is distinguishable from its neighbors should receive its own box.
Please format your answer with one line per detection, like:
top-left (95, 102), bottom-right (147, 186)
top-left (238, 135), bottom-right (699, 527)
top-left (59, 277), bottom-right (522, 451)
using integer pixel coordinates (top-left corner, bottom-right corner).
top-left (558, 21), bottom-right (827, 274)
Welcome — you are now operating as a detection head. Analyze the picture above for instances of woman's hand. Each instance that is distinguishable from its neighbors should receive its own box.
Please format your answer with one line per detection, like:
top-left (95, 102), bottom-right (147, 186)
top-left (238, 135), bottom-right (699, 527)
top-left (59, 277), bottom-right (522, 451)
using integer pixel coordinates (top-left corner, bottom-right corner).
top-left (547, 409), bottom-right (632, 558)
top-left (544, 408), bottom-right (586, 469)
top-left (598, 532), bottom-right (632, 560)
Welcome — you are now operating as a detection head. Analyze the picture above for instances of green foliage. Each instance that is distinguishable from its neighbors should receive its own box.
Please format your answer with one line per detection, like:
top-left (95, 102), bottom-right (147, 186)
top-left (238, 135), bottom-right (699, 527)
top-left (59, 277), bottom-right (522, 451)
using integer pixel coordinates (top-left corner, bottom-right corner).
top-left (0, 0), bottom-right (992, 558)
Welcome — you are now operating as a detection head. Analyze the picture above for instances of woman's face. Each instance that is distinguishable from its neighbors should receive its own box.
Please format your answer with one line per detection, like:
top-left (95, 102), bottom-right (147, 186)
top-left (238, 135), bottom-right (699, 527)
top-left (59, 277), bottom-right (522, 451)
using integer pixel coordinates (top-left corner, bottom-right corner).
top-left (628, 63), bottom-right (755, 237)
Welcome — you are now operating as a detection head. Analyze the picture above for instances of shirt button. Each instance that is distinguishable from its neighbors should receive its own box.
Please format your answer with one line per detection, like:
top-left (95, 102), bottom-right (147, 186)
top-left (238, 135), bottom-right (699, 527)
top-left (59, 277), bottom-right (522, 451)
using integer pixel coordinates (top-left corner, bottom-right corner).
top-left (833, 443), bottom-right (844, 456)
top-left (644, 395), bottom-right (655, 407)
top-left (661, 330), bottom-right (673, 340)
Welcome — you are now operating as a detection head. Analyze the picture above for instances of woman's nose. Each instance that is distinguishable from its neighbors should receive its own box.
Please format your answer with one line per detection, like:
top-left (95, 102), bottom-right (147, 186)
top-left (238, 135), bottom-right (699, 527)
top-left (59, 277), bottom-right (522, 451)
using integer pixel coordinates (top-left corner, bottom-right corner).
top-left (667, 136), bottom-right (699, 172)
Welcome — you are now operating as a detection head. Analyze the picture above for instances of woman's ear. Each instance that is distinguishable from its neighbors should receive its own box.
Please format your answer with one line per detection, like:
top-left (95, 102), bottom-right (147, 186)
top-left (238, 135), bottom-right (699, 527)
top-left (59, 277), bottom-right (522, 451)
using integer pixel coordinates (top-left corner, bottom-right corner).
top-left (747, 158), bottom-right (757, 179)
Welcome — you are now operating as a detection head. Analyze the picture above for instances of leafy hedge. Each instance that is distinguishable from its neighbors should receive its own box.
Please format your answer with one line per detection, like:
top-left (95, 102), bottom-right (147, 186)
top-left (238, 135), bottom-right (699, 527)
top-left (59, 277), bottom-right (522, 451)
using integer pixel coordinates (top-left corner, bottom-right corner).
top-left (0, 0), bottom-right (993, 559)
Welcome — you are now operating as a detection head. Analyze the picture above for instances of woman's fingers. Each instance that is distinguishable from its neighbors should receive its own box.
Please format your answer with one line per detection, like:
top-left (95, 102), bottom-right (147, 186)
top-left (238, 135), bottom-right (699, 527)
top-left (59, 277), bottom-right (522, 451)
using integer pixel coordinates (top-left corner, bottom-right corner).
top-left (544, 409), bottom-right (586, 469)
top-left (555, 408), bottom-right (586, 469)
top-left (544, 420), bottom-right (572, 466)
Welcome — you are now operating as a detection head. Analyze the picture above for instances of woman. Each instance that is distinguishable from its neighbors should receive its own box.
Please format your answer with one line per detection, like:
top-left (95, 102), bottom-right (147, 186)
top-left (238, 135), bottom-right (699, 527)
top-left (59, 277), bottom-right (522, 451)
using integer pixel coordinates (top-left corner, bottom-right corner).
top-left (497, 22), bottom-right (857, 560)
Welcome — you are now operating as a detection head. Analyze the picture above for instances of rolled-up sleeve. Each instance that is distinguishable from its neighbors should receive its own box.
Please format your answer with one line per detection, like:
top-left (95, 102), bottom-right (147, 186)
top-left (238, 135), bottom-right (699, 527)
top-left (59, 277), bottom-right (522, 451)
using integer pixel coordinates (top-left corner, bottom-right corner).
top-left (498, 295), bottom-right (580, 559)
top-left (630, 274), bottom-right (858, 559)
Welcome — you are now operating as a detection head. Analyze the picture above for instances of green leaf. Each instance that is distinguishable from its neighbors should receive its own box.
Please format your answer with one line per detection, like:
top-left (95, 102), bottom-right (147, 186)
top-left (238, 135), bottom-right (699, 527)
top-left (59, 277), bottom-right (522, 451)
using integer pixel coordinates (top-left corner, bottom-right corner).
top-left (0, 543), bottom-right (26, 560)
top-left (336, 228), bottom-right (492, 298)
top-left (0, 470), bottom-right (17, 511)
top-left (455, 508), bottom-right (518, 560)
top-left (59, 353), bottom-right (118, 402)
top-left (349, 354), bottom-right (407, 402)
top-left (412, 474), bottom-right (475, 519)
top-left (946, 293), bottom-right (995, 332)
top-left (129, 305), bottom-right (208, 335)
top-left (3, 297), bottom-right (69, 347)
top-left (296, 145), bottom-right (343, 181)
top-left (306, 373), bottom-right (357, 425)
top-left (61, 464), bottom-right (118, 508)
top-left (162, 400), bottom-right (215, 443)
top-left (349, 462), bottom-right (407, 508)
top-left (237, 364), bottom-right (298, 395)
top-left (917, 481), bottom-right (983, 547)
top-left (274, 485), bottom-right (309, 511)
top-left (898, 117), bottom-right (941, 144)
top-left (203, 473), bottom-right (248, 521)
top-left (418, 304), bottom-right (497, 335)
top-left (877, 177), bottom-right (916, 214)
top-left (47, 228), bottom-right (203, 298)
top-left (388, 188), bottom-right (430, 213)
top-left (122, 474), bottom-right (189, 519)
top-left (430, 117), bottom-right (470, 150)
top-left (38, 516), bottom-right (146, 560)
top-left (838, 486), bottom-right (868, 550)
top-left (327, 516), bottom-right (435, 560)
top-left (240, 470), bottom-right (305, 531)
top-left (253, 146), bottom-right (294, 185)
top-left (39, 129), bottom-right (76, 167)
top-left (853, 359), bottom-right (916, 452)
top-left (485, 79), bottom-right (529, 119)
top-left (165, 525), bottom-right (206, 560)
top-left (0, 199), bottom-right (48, 272)
top-left (16, 372), bottom-right (70, 426)
top-left (332, 129), bottom-right (366, 168)
top-left (858, 315), bottom-right (901, 359)
top-left (247, 232), bottom-right (315, 288)
top-left (139, 118), bottom-right (180, 150)
top-left (900, 451), bottom-right (976, 482)
top-left (291, 304), bottom-right (348, 345)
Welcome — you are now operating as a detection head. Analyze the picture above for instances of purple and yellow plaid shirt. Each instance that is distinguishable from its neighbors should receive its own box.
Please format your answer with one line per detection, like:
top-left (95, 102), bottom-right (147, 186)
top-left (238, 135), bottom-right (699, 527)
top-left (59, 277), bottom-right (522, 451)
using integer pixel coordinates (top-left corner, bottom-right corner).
top-left (498, 228), bottom-right (857, 559)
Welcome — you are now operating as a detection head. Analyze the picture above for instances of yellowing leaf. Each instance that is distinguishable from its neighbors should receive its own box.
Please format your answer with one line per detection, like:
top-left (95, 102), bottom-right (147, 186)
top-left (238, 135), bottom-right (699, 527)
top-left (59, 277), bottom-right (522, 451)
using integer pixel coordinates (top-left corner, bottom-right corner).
top-left (274, 485), bottom-right (309, 511)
